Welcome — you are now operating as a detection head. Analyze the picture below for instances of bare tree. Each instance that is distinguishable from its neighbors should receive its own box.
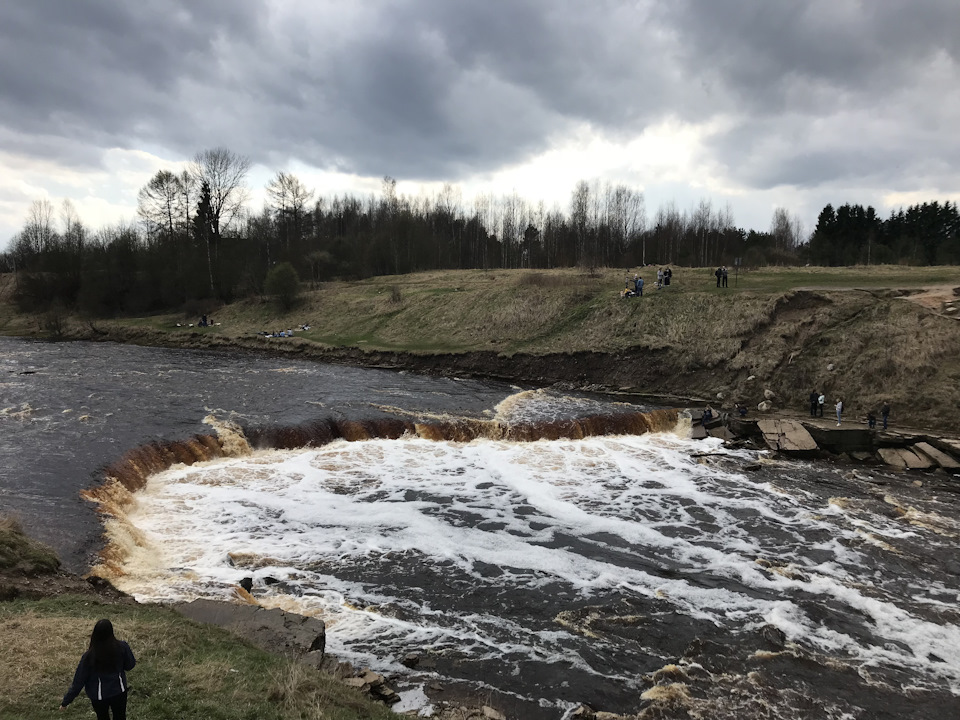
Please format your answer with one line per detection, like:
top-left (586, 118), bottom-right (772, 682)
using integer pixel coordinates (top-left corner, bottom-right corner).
top-left (21, 199), bottom-right (57, 254)
top-left (191, 147), bottom-right (251, 239)
top-left (770, 207), bottom-right (803, 252)
top-left (266, 171), bottom-right (314, 250)
top-left (138, 169), bottom-right (193, 243)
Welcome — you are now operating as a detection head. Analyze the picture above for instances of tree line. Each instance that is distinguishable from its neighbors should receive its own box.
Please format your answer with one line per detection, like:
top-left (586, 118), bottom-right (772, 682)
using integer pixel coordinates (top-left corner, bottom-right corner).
top-left (2, 146), bottom-right (957, 316)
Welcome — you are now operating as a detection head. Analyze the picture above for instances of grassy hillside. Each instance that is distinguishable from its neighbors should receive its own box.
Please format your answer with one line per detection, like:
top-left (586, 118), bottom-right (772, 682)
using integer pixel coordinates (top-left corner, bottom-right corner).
top-left (2, 265), bottom-right (959, 428)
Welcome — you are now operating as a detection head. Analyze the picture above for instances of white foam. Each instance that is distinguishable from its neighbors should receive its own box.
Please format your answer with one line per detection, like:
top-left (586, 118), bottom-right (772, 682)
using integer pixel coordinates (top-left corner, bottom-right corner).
top-left (107, 432), bottom-right (960, 693)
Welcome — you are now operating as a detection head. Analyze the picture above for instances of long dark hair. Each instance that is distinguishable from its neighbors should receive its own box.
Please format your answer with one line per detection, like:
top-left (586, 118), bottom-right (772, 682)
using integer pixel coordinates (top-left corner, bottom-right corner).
top-left (88, 619), bottom-right (121, 672)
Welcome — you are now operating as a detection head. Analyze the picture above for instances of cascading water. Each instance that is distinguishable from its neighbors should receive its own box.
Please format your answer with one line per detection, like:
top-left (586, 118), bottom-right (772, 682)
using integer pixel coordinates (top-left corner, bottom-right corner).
top-left (3, 338), bottom-right (959, 718)
top-left (90, 394), bottom-right (960, 719)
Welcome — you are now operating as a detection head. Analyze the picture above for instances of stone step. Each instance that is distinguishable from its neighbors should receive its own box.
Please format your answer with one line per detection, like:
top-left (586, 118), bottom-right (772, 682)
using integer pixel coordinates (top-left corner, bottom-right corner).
top-left (878, 447), bottom-right (934, 470)
top-left (912, 442), bottom-right (960, 469)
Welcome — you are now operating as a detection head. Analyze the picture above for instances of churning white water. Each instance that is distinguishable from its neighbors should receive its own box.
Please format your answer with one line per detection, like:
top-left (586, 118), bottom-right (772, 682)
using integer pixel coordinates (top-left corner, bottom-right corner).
top-left (103, 427), bottom-right (960, 714)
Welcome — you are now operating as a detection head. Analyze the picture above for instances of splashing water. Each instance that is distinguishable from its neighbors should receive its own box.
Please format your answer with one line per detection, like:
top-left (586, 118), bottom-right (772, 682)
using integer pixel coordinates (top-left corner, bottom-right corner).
top-left (94, 418), bottom-right (960, 717)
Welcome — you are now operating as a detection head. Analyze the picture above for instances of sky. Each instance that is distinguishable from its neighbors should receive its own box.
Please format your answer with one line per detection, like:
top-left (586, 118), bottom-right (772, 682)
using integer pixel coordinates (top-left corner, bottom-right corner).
top-left (2, 0), bottom-right (959, 250)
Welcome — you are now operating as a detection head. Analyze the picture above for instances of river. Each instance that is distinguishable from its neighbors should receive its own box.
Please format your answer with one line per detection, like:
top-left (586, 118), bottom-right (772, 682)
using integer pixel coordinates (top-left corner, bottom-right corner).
top-left (2, 337), bottom-right (958, 718)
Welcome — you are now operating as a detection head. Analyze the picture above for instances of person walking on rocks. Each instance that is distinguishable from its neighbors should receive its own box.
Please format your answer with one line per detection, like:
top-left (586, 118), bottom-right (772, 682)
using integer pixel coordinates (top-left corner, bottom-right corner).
top-left (60, 619), bottom-right (136, 719)
top-left (881, 401), bottom-right (890, 430)
top-left (809, 390), bottom-right (819, 417)
top-left (835, 398), bottom-right (844, 426)
top-left (818, 393), bottom-right (825, 417)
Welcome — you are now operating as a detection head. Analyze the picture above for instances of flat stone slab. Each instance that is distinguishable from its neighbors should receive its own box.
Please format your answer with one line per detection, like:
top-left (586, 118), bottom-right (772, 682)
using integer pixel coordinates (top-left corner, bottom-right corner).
top-left (174, 598), bottom-right (325, 660)
top-left (878, 447), bottom-right (934, 470)
top-left (913, 442), bottom-right (960, 469)
top-left (707, 425), bottom-right (735, 441)
top-left (756, 419), bottom-right (818, 452)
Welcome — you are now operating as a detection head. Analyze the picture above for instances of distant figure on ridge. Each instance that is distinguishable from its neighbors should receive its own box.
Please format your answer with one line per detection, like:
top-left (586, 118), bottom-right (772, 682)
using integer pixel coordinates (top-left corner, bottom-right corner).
top-left (60, 618), bottom-right (136, 719)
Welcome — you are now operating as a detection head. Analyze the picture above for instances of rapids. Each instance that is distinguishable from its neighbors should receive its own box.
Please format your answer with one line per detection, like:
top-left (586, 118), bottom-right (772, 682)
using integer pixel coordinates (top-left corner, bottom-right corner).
top-left (2, 337), bottom-right (959, 718)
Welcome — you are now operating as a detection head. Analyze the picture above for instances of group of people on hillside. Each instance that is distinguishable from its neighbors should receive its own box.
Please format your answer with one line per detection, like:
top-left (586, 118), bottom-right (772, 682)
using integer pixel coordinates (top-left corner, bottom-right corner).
top-left (714, 266), bottom-right (729, 287)
top-left (622, 266), bottom-right (672, 297)
top-left (809, 390), bottom-right (890, 428)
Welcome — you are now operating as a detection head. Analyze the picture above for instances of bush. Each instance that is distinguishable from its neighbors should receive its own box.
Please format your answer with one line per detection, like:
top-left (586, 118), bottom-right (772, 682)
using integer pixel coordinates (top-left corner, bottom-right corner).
top-left (264, 262), bottom-right (300, 311)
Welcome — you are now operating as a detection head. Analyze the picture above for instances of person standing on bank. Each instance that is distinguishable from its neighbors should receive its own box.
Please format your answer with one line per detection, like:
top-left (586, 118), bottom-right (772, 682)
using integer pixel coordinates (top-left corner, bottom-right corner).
top-left (60, 619), bottom-right (136, 719)
top-left (809, 390), bottom-right (819, 417)
top-left (715, 266), bottom-right (722, 287)
top-left (818, 392), bottom-right (825, 417)
top-left (835, 398), bottom-right (844, 426)
top-left (881, 401), bottom-right (890, 430)
top-left (721, 266), bottom-right (728, 287)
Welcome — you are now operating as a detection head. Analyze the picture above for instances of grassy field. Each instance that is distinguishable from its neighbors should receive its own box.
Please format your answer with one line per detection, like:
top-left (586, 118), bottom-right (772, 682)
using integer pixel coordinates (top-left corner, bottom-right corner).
top-left (0, 518), bottom-right (394, 720)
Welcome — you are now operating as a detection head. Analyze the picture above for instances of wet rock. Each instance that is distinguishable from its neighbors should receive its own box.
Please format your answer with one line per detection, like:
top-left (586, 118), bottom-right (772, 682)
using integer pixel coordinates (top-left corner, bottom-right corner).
top-left (569, 705), bottom-right (596, 719)
top-left (743, 463), bottom-right (762, 472)
top-left (263, 576), bottom-right (279, 585)
top-left (481, 707), bottom-right (506, 720)
top-left (758, 624), bottom-right (786, 650)
top-left (400, 653), bottom-right (420, 668)
top-left (238, 577), bottom-right (253, 592)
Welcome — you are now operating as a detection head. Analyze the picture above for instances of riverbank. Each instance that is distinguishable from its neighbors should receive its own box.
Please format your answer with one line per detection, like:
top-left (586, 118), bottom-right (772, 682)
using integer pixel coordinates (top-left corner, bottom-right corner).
top-left (3, 265), bottom-right (958, 432)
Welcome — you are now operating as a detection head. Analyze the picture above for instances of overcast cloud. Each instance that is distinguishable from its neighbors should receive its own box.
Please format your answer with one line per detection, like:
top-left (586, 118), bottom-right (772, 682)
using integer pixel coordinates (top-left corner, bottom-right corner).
top-left (1, 0), bottom-right (958, 246)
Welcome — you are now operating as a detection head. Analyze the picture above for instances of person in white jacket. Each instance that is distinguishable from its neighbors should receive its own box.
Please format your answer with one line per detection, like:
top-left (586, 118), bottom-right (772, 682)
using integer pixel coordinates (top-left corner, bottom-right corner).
top-left (835, 399), bottom-right (843, 426)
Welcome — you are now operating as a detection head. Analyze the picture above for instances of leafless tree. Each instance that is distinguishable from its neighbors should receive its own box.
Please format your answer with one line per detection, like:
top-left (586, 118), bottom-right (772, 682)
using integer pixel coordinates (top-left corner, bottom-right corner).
top-left (138, 169), bottom-right (193, 243)
top-left (266, 171), bottom-right (314, 250)
top-left (191, 147), bottom-right (251, 239)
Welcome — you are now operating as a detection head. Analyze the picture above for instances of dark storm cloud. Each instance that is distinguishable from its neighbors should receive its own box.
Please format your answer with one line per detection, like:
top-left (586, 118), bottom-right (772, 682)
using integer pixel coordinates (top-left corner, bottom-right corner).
top-left (0, 0), bottom-right (264, 167)
top-left (657, 0), bottom-right (960, 189)
top-left (1, 0), bottom-right (958, 193)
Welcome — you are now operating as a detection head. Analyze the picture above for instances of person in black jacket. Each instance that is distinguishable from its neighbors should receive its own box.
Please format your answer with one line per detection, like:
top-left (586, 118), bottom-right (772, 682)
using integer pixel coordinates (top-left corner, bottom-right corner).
top-left (60, 618), bottom-right (136, 719)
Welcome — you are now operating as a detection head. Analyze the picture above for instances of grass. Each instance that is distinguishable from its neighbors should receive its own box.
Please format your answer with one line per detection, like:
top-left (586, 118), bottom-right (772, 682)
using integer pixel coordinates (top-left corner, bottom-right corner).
top-left (0, 516), bottom-right (60, 575)
top-left (0, 517), bottom-right (395, 720)
top-left (0, 597), bottom-right (397, 720)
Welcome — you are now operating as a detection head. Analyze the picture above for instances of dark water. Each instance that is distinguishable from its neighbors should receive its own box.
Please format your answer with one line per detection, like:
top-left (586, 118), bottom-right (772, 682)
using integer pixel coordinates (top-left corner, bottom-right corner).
top-left (2, 337), bottom-right (959, 719)
top-left (0, 337), bottom-right (522, 569)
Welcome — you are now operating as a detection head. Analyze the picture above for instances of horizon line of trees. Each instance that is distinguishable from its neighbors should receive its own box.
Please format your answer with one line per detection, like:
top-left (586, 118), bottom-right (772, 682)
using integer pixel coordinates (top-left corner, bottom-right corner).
top-left (2, 146), bottom-right (958, 317)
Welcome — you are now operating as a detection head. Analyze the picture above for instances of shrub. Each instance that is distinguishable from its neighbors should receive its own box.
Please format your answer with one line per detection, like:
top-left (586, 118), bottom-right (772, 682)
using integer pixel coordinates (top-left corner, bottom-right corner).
top-left (264, 262), bottom-right (300, 311)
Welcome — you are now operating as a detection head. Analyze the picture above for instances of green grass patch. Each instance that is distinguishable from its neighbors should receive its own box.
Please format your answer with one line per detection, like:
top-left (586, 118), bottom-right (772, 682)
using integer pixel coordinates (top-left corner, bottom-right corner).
top-left (0, 596), bottom-right (396, 720)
